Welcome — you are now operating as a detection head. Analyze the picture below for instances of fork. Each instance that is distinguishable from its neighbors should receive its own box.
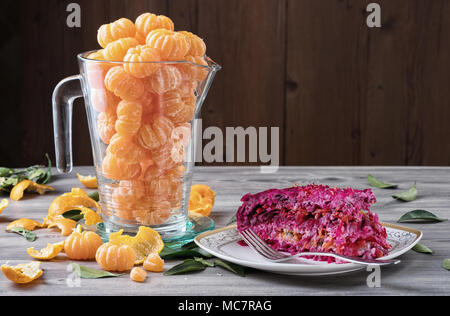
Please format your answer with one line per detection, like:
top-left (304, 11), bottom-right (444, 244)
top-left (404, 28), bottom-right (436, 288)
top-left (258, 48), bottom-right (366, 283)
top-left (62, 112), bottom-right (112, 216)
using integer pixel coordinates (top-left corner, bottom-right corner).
top-left (239, 228), bottom-right (400, 266)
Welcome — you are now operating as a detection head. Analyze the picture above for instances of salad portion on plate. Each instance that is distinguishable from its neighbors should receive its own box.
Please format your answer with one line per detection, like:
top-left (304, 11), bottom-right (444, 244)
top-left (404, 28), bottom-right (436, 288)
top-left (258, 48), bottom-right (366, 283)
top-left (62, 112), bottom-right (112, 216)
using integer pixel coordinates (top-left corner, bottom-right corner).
top-left (195, 184), bottom-right (422, 276)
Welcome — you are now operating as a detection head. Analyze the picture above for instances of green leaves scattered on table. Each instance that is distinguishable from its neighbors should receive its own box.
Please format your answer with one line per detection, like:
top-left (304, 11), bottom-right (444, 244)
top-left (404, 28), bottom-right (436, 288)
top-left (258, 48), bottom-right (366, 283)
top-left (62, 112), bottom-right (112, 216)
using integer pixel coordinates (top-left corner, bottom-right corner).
top-left (62, 209), bottom-right (85, 222)
top-left (6, 227), bottom-right (36, 242)
top-left (71, 263), bottom-right (124, 279)
top-left (392, 182), bottom-right (418, 202)
top-left (412, 243), bottom-right (433, 254)
top-left (398, 209), bottom-right (447, 223)
top-left (367, 174), bottom-right (398, 189)
top-left (442, 259), bottom-right (450, 271)
top-left (88, 191), bottom-right (99, 202)
top-left (0, 154), bottom-right (52, 193)
top-left (162, 241), bottom-right (245, 277)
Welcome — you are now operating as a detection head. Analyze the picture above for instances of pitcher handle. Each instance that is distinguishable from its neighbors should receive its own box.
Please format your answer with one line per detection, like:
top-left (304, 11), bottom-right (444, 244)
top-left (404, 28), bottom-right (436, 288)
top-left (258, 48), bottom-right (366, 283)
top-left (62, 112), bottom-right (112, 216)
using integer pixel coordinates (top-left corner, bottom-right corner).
top-left (52, 75), bottom-right (83, 173)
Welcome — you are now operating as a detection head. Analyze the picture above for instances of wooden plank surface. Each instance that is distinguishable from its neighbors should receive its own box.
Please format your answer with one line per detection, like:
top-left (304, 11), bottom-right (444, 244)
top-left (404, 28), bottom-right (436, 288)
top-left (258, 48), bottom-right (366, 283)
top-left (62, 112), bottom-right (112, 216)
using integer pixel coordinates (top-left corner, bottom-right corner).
top-left (1, 166), bottom-right (449, 296)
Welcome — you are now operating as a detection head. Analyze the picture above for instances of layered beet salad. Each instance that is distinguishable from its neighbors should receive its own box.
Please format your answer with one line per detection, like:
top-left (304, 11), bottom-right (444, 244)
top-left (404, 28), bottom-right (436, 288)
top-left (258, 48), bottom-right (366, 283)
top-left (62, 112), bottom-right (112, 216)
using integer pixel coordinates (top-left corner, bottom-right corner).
top-left (236, 184), bottom-right (391, 262)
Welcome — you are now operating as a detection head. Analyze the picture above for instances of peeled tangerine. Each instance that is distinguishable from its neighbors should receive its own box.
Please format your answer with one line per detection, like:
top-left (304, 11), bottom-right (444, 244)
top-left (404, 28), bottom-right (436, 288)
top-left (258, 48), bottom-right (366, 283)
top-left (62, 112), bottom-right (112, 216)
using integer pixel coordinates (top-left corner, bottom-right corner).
top-left (64, 226), bottom-right (103, 260)
top-left (27, 241), bottom-right (65, 260)
top-left (143, 253), bottom-right (164, 272)
top-left (1, 262), bottom-right (43, 284)
top-left (130, 267), bottom-right (147, 282)
top-left (123, 45), bottom-right (161, 78)
top-left (135, 13), bottom-right (174, 38)
top-left (105, 66), bottom-right (144, 101)
top-left (103, 37), bottom-right (139, 61)
top-left (146, 29), bottom-right (189, 61)
top-left (97, 18), bottom-right (136, 48)
top-left (146, 66), bottom-right (182, 94)
top-left (115, 100), bottom-right (143, 138)
top-left (96, 242), bottom-right (136, 272)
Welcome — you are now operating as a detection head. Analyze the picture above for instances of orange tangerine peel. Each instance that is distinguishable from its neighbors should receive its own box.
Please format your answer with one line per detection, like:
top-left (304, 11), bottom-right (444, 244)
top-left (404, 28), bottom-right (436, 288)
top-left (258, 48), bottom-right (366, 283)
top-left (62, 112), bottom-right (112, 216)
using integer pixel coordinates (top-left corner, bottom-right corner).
top-left (0, 199), bottom-right (8, 214)
top-left (10, 180), bottom-right (54, 201)
top-left (1, 261), bottom-right (43, 284)
top-left (26, 241), bottom-right (65, 260)
top-left (79, 207), bottom-right (103, 225)
top-left (7, 218), bottom-right (44, 231)
top-left (76, 173), bottom-right (98, 189)
top-left (188, 184), bottom-right (215, 217)
top-left (46, 217), bottom-right (77, 236)
top-left (109, 226), bottom-right (164, 265)
top-left (47, 188), bottom-right (100, 220)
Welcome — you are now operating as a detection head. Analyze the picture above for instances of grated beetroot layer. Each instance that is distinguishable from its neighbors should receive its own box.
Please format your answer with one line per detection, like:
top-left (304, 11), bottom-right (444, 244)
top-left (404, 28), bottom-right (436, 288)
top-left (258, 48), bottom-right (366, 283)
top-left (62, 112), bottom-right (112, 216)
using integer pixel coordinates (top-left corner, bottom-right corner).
top-left (236, 184), bottom-right (391, 263)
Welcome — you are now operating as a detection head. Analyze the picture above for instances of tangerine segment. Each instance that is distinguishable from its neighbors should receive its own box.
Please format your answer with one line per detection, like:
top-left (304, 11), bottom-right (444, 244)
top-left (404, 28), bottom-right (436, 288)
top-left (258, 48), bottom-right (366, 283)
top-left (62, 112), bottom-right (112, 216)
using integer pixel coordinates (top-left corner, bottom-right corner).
top-left (146, 66), bottom-right (182, 94)
top-left (26, 241), bottom-right (65, 261)
top-left (150, 142), bottom-right (179, 170)
top-left (134, 207), bottom-right (171, 226)
top-left (103, 37), bottom-right (139, 61)
top-left (46, 217), bottom-right (77, 236)
top-left (76, 173), bottom-right (98, 189)
top-left (102, 154), bottom-right (142, 180)
top-left (143, 253), bottom-right (164, 272)
top-left (105, 66), bottom-right (145, 101)
top-left (179, 31), bottom-right (206, 57)
top-left (7, 218), bottom-right (43, 231)
top-left (146, 29), bottom-right (189, 61)
top-left (97, 18), bottom-right (137, 48)
top-left (96, 243), bottom-right (136, 271)
top-left (47, 188), bottom-right (100, 219)
top-left (1, 262), bottom-right (43, 284)
top-left (123, 45), bottom-right (161, 78)
top-left (178, 55), bottom-right (209, 82)
top-left (137, 115), bottom-right (174, 150)
top-left (10, 180), bottom-right (54, 201)
top-left (135, 13), bottom-right (174, 38)
top-left (0, 198), bottom-right (8, 214)
top-left (115, 100), bottom-right (143, 137)
top-left (65, 227), bottom-right (103, 260)
top-left (188, 184), bottom-right (215, 217)
top-left (130, 267), bottom-right (147, 282)
top-left (109, 226), bottom-right (164, 265)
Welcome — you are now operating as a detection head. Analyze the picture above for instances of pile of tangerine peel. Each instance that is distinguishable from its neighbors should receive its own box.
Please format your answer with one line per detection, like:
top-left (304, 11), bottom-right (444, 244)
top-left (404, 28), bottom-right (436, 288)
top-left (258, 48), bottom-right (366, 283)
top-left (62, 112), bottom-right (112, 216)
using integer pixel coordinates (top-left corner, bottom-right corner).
top-left (90, 12), bottom-right (210, 225)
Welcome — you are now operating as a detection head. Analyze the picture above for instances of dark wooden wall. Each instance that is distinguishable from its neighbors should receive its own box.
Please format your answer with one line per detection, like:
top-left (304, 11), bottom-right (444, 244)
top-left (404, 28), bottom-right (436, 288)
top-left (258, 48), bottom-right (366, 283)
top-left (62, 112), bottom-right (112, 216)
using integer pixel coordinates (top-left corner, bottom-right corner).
top-left (2, 0), bottom-right (450, 167)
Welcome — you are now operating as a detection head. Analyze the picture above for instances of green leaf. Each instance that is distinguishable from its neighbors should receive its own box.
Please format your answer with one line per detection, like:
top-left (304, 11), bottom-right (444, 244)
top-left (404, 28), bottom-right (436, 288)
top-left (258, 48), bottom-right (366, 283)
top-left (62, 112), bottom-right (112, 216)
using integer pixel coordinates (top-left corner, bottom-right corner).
top-left (442, 259), bottom-right (450, 271)
top-left (214, 259), bottom-right (245, 277)
top-left (163, 259), bottom-right (206, 275)
top-left (88, 191), bottom-right (99, 202)
top-left (0, 167), bottom-right (12, 177)
top-left (7, 227), bottom-right (36, 242)
top-left (71, 263), bottom-right (124, 279)
top-left (392, 182), bottom-right (418, 202)
top-left (412, 243), bottom-right (433, 254)
top-left (398, 209), bottom-right (447, 223)
top-left (160, 247), bottom-right (213, 260)
top-left (367, 174), bottom-right (398, 189)
top-left (194, 257), bottom-right (215, 267)
top-left (40, 153), bottom-right (52, 184)
top-left (62, 209), bottom-right (84, 222)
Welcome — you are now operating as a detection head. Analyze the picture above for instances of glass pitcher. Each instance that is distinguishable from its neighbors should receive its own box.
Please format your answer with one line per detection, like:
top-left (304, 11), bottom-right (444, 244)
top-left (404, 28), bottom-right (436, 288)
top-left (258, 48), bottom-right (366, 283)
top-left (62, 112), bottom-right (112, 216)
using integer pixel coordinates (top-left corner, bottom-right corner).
top-left (52, 51), bottom-right (220, 239)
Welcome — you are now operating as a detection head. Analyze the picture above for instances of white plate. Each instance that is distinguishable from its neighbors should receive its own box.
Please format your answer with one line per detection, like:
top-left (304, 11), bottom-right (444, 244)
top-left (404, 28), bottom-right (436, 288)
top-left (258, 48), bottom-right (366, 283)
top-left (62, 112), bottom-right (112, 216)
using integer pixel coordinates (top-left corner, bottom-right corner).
top-left (194, 223), bottom-right (422, 276)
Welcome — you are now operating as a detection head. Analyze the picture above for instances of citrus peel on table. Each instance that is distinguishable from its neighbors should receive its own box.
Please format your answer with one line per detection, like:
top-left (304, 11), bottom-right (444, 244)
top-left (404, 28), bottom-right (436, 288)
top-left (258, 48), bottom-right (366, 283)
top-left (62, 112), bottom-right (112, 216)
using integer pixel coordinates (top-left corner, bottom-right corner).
top-left (1, 262), bottom-right (43, 284)
top-left (0, 198), bottom-right (9, 214)
top-left (46, 188), bottom-right (100, 221)
top-left (27, 241), bottom-right (65, 260)
top-left (10, 180), bottom-right (54, 201)
top-left (76, 173), bottom-right (98, 189)
top-left (6, 218), bottom-right (44, 231)
top-left (188, 184), bottom-right (215, 217)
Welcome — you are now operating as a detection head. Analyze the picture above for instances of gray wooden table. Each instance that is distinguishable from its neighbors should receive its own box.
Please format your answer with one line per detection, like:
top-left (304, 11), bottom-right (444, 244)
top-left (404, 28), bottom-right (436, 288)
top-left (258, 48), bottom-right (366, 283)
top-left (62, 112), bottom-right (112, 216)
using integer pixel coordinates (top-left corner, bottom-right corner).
top-left (1, 166), bottom-right (449, 296)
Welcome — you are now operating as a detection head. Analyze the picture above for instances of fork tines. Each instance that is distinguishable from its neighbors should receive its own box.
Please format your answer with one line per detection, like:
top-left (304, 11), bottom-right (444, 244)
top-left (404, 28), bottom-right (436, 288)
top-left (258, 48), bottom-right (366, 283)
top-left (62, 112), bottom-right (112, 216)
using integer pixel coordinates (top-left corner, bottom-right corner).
top-left (240, 228), bottom-right (285, 260)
